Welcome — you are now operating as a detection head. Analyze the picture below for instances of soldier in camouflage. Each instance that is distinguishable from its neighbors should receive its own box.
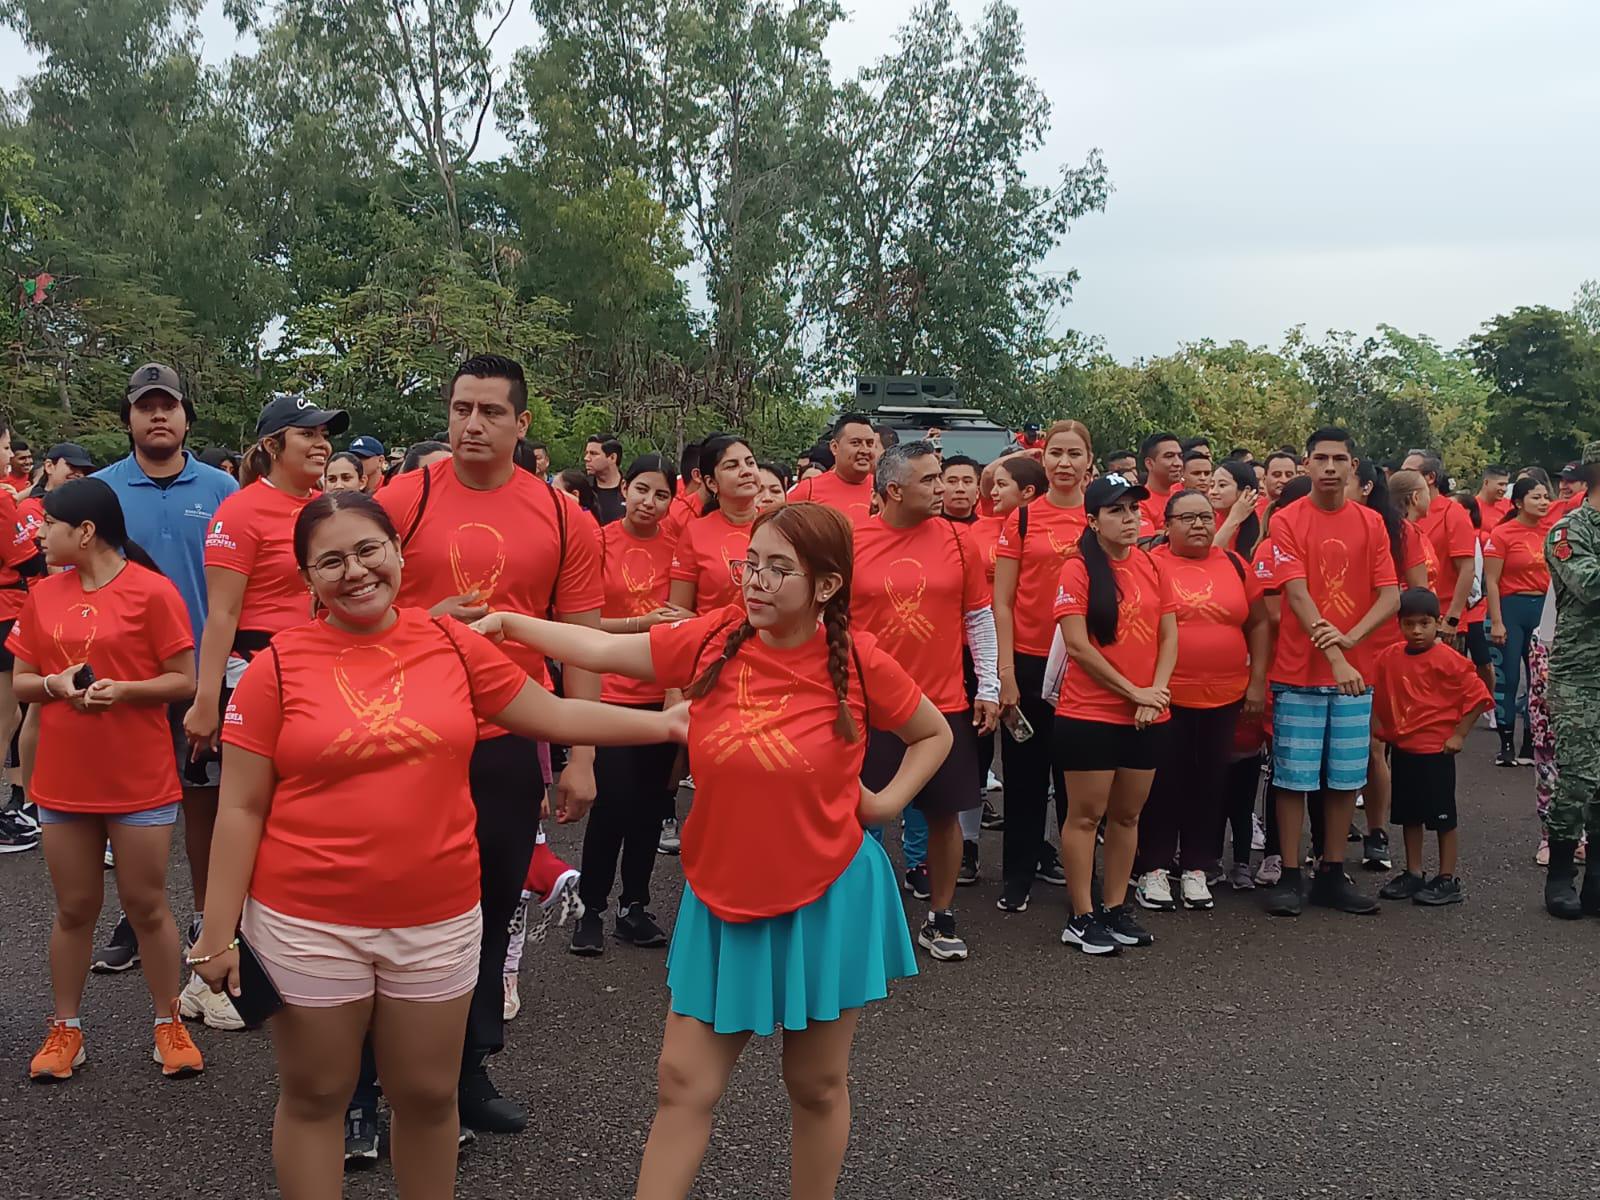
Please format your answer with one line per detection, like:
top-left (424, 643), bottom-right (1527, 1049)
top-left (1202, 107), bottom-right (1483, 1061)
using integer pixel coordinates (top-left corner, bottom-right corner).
top-left (1542, 440), bottom-right (1600, 918)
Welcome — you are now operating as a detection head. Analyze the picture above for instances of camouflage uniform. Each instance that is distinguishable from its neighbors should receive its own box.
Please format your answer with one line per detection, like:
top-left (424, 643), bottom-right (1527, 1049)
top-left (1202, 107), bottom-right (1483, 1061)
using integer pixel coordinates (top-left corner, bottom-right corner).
top-left (1545, 452), bottom-right (1600, 844)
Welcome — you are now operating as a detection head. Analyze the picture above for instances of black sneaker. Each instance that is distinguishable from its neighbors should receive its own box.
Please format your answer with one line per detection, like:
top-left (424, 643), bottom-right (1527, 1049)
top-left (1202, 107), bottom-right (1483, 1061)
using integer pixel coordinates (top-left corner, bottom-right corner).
top-left (1060, 912), bottom-right (1119, 955)
top-left (91, 912), bottom-right (140, 973)
top-left (957, 841), bottom-right (979, 886)
top-left (903, 863), bottom-right (931, 901)
top-left (1361, 829), bottom-right (1392, 871)
top-left (185, 916), bottom-right (204, 953)
top-left (459, 1062), bottom-right (527, 1134)
top-left (614, 902), bottom-right (668, 948)
top-left (1101, 903), bottom-right (1153, 947)
top-left (980, 799), bottom-right (1004, 830)
top-left (0, 809), bottom-right (39, 854)
top-left (1378, 870), bottom-right (1426, 901)
top-left (1495, 730), bottom-right (1517, 767)
top-left (1262, 876), bottom-right (1303, 917)
top-left (458, 1127), bottom-right (477, 1154)
top-left (1035, 849), bottom-right (1066, 887)
top-left (995, 881), bottom-right (1030, 913)
top-left (1308, 867), bottom-right (1380, 914)
top-left (568, 910), bottom-right (605, 957)
top-left (1413, 875), bottom-right (1463, 906)
top-left (917, 911), bottom-right (969, 961)
top-left (344, 1105), bottom-right (380, 1167)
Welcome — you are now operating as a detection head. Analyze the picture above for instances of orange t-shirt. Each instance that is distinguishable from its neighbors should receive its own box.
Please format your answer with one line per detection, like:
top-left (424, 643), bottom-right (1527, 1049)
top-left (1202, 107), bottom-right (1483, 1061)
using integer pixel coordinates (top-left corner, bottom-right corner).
top-left (1268, 499), bottom-right (1399, 687)
top-left (660, 489), bottom-right (704, 541)
top-left (1251, 534), bottom-right (1280, 591)
top-left (1372, 642), bottom-right (1492, 754)
top-left (786, 470), bottom-right (874, 525)
top-left (852, 517), bottom-right (991, 713)
top-left (1368, 522), bottom-right (1431, 653)
top-left (995, 497), bottom-right (1088, 657)
top-left (1051, 549), bottom-right (1177, 724)
top-left (966, 514), bottom-right (1003, 585)
top-left (7, 564), bottom-right (192, 813)
top-left (1483, 519), bottom-right (1550, 597)
top-left (670, 509), bottom-right (755, 611)
top-left (1415, 496), bottom-right (1477, 611)
top-left (204, 481), bottom-right (316, 635)
top-left (223, 610), bottom-right (529, 927)
top-left (378, 460), bottom-right (603, 720)
top-left (649, 606), bottom-right (922, 922)
top-left (15, 493), bottom-right (43, 542)
top-left (0, 489), bottom-right (42, 620)
top-left (599, 521), bottom-right (677, 704)
top-left (1480, 496), bottom-right (1512, 527)
top-left (1139, 483), bottom-right (1181, 532)
top-left (1152, 544), bottom-right (1264, 709)
top-left (1405, 520), bottom-right (1442, 598)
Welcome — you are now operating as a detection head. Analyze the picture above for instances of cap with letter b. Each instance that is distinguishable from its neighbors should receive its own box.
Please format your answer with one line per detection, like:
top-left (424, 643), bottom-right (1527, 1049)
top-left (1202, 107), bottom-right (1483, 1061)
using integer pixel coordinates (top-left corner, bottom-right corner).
top-left (122, 362), bottom-right (197, 424)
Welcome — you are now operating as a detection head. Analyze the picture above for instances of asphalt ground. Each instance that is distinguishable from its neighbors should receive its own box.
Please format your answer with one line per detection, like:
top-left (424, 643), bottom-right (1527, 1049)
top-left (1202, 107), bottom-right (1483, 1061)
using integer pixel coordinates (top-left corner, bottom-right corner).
top-left (2, 723), bottom-right (1597, 1199)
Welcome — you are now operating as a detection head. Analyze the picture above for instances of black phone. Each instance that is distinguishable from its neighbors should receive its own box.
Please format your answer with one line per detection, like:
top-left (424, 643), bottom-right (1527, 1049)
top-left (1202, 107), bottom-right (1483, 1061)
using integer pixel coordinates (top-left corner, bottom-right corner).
top-left (229, 934), bottom-right (285, 1027)
top-left (73, 664), bottom-right (95, 690)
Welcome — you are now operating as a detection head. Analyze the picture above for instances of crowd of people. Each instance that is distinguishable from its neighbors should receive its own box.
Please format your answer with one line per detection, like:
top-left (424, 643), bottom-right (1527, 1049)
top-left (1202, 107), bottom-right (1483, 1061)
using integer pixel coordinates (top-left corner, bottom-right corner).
top-left (1, 352), bottom-right (1597, 1200)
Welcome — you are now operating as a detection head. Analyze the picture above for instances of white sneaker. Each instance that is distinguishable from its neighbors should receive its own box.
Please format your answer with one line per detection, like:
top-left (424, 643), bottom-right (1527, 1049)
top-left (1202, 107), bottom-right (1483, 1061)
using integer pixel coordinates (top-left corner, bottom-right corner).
top-left (657, 817), bottom-right (681, 856)
top-left (1135, 870), bottom-right (1175, 910)
top-left (1179, 869), bottom-right (1214, 910)
top-left (502, 973), bottom-right (521, 1021)
top-left (1354, 792), bottom-right (1365, 810)
top-left (984, 770), bottom-right (1002, 793)
top-left (179, 972), bottom-right (245, 1031)
top-left (528, 869), bottom-right (584, 944)
top-left (1255, 854), bottom-right (1283, 886)
top-left (1250, 814), bottom-right (1266, 852)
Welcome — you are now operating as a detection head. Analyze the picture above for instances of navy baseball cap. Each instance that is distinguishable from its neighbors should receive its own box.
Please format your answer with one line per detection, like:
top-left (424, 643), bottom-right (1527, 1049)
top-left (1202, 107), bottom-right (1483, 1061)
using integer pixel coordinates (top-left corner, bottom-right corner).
top-left (1084, 472), bottom-right (1150, 513)
top-left (255, 393), bottom-right (350, 439)
top-left (45, 442), bottom-right (95, 470)
top-left (348, 436), bottom-right (386, 459)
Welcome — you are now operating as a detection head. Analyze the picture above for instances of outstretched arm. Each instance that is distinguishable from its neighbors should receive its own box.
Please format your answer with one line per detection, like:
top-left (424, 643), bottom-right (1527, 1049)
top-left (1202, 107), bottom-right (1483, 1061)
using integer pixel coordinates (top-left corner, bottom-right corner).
top-left (474, 611), bottom-right (658, 684)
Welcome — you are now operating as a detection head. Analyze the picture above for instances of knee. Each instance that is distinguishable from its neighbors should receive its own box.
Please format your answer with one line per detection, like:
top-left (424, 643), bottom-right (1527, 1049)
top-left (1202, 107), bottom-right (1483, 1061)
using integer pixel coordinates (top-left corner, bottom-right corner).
top-left (279, 1065), bottom-right (358, 1122)
top-left (782, 1061), bottom-right (848, 1115)
top-left (384, 1070), bottom-right (460, 1122)
top-left (54, 893), bottom-right (102, 933)
top-left (119, 889), bottom-right (172, 932)
top-left (656, 1050), bottom-right (725, 1115)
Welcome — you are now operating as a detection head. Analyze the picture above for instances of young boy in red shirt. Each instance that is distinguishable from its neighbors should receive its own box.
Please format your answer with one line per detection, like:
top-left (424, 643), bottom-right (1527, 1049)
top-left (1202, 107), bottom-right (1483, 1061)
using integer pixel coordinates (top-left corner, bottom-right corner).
top-left (1372, 588), bottom-right (1491, 906)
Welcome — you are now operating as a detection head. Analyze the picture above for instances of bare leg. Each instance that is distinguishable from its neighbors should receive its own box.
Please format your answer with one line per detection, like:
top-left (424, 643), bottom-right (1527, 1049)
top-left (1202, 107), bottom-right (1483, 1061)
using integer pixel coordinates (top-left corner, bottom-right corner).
top-left (107, 821), bottom-right (181, 1013)
top-left (0, 671), bottom-right (21, 793)
top-left (636, 1012), bottom-right (752, 1200)
top-left (1102, 768), bottom-right (1158, 909)
top-left (781, 1010), bottom-right (861, 1200)
top-left (1438, 828), bottom-right (1458, 878)
top-left (1365, 738), bottom-right (1390, 832)
top-left (181, 789), bottom-right (219, 912)
top-left (1319, 789), bottom-right (1360, 865)
top-left (269, 999), bottom-right (373, 1200)
top-left (1274, 789), bottom-right (1305, 865)
top-left (40, 817), bottom-right (107, 1018)
top-left (18, 703), bottom-right (39, 793)
top-left (372, 991), bottom-right (472, 1200)
top-left (1060, 771), bottom-right (1113, 914)
top-left (924, 812), bottom-right (962, 911)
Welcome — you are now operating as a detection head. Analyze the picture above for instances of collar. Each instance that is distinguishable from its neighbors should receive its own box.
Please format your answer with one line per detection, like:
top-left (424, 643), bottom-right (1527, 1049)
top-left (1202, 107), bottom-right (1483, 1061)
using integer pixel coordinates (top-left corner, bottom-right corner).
top-left (117, 450), bottom-right (198, 487)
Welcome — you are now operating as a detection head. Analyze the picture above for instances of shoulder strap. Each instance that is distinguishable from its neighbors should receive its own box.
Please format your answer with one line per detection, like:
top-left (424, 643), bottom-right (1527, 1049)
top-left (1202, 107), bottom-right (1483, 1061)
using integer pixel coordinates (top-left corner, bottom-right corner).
top-left (400, 463), bottom-right (433, 550)
top-left (1018, 503), bottom-right (1029, 543)
top-left (948, 518), bottom-right (968, 586)
top-left (851, 640), bottom-right (870, 731)
top-left (268, 643), bottom-right (283, 695)
top-left (1223, 549), bottom-right (1247, 584)
top-left (546, 480), bottom-right (567, 620)
top-left (432, 616), bottom-right (478, 710)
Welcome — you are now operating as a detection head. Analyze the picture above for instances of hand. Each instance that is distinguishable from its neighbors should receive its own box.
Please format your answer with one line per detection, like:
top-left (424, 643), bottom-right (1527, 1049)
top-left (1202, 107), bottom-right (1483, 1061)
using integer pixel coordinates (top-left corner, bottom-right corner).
top-left (1133, 704), bottom-right (1163, 731)
top-left (1490, 622), bottom-right (1507, 646)
top-left (1243, 680), bottom-right (1266, 719)
top-left (998, 672), bottom-right (1020, 711)
top-left (81, 678), bottom-right (121, 710)
top-left (972, 699), bottom-right (999, 737)
top-left (1230, 488), bottom-right (1259, 521)
top-left (1440, 624), bottom-right (1462, 649)
top-left (646, 604), bottom-right (695, 628)
top-left (1443, 733), bottom-right (1465, 754)
top-left (662, 701), bottom-right (691, 744)
top-left (1129, 685), bottom-right (1170, 711)
top-left (856, 783), bottom-right (900, 827)
top-left (184, 698), bottom-right (221, 756)
top-left (1332, 658), bottom-right (1367, 696)
top-left (1309, 619), bottom-right (1352, 652)
top-left (470, 612), bottom-right (506, 642)
top-left (192, 944), bottom-right (241, 997)
top-left (46, 664), bottom-right (88, 709)
top-left (553, 753), bottom-right (596, 824)
top-left (432, 593), bottom-right (490, 624)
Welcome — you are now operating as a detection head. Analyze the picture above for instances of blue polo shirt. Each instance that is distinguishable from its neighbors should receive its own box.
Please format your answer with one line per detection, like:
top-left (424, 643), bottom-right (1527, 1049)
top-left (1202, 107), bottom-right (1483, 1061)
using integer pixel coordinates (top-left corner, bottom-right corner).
top-left (94, 451), bottom-right (238, 648)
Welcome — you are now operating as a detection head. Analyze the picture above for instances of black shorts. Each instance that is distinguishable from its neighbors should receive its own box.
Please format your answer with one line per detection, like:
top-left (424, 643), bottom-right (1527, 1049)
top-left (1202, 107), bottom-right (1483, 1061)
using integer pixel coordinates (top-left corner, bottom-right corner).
top-left (1389, 748), bottom-right (1457, 832)
top-left (1461, 622), bottom-right (1492, 668)
top-left (861, 710), bottom-right (981, 815)
top-left (1052, 715), bottom-right (1167, 773)
top-left (0, 618), bottom-right (14, 671)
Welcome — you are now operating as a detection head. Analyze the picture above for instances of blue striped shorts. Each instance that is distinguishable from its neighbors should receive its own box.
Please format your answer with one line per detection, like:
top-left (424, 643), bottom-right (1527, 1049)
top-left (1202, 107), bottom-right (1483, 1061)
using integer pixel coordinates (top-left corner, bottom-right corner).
top-left (1270, 686), bottom-right (1372, 794)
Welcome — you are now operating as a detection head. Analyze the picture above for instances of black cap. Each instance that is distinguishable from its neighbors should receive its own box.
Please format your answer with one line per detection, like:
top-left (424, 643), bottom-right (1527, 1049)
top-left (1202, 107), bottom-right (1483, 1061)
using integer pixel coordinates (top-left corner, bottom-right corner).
top-left (44, 442), bottom-right (94, 470)
top-left (255, 393), bottom-right (350, 439)
top-left (1561, 462), bottom-right (1581, 482)
top-left (348, 435), bottom-right (385, 459)
top-left (1084, 471), bottom-right (1151, 513)
top-left (127, 362), bottom-right (183, 403)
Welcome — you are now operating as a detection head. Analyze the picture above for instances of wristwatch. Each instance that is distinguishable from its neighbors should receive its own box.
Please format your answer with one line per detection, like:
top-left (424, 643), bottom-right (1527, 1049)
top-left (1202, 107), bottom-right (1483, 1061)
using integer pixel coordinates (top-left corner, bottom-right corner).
top-left (1445, 616), bottom-right (1460, 628)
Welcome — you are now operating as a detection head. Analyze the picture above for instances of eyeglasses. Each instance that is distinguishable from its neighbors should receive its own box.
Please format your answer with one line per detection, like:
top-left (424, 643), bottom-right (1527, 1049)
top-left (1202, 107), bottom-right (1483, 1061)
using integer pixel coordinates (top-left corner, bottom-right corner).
top-left (728, 559), bottom-right (804, 593)
top-left (309, 539), bottom-right (391, 581)
top-left (1168, 511), bottom-right (1215, 527)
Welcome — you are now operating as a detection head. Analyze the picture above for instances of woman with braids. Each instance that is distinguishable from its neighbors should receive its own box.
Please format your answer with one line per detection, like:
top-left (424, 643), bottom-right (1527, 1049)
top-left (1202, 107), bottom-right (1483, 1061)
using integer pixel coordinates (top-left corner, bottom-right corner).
top-left (474, 502), bottom-right (951, 1200)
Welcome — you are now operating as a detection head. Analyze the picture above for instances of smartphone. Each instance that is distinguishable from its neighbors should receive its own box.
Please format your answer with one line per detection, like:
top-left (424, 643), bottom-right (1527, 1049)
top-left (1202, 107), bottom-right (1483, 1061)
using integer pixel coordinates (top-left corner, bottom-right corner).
top-left (230, 934), bottom-right (285, 1027)
top-left (73, 664), bottom-right (95, 690)
top-left (1000, 705), bottom-right (1034, 744)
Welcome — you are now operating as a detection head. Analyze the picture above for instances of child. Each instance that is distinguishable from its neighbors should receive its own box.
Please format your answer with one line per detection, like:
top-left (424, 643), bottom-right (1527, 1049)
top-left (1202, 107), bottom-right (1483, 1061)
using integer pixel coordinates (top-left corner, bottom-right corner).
top-left (1372, 588), bottom-right (1491, 905)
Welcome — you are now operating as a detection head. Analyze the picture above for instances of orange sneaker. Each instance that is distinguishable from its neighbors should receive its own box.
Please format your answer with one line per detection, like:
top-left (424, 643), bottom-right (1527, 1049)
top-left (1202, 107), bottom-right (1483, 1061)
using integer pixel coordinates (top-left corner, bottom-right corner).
top-left (153, 1003), bottom-right (204, 1078)
top-left (29, 1020), bottom-right (85, 1082)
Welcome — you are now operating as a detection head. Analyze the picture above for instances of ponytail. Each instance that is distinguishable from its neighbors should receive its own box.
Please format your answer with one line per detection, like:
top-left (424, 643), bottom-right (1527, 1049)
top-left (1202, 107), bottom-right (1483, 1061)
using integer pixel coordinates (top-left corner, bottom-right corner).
top-left (1078, 526), bottom-right (1121, 645)
top-left (239, 436), bottom-right (280, 487)
top-left (122, 538), bottom-right (162, 574)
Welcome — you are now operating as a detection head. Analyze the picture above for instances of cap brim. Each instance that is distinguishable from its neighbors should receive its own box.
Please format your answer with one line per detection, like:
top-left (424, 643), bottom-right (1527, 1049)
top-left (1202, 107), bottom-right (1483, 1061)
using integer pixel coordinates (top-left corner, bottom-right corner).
top-left (126, 383), bottom-right (183, 404)
top-left (1089, 483), bottom-right (1150, 511)
top-left (265, 408), bottom-right (351, 437)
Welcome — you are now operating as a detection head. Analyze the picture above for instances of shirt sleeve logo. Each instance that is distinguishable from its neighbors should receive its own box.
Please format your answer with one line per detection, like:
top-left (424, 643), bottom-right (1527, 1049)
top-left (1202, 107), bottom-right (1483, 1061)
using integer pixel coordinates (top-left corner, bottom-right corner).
top-left (205, 520), bottom-right (236, 551)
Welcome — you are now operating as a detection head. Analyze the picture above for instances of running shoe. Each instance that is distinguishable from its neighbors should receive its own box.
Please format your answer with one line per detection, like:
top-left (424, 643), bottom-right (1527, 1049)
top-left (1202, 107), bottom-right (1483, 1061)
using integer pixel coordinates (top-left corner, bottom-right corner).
top-left (1517, 732), bottom-right (1534, 766)
top-left (1179, 869), bottom-right (1214, 911)
top-left (92, 912), bottom-right (139, 973)
top-left (507, 895), bottom-right (528, 946)
top-left (528, 865), bottom-right (584, 945)
top-left (903, 863), bottom-right (931, 901)
top-left (957, 840), bottom-right (979, 886)
top-left (1135, 870), bottom-right (1175, 911)
top-left (0, 808), bottom-right (39, 853)
top-left (29, 1021), bottom-right (85, 1082)
top-left (657, 817), bottom-right (681, 855)
top-left (502, 974), bottom-right (521, 1022)
top-left (1346, 823), bottom-right (1363, 843)
top-left (1035, 848), bottom-right (1066, 887)
top-left (1378, 870), bottom-right (1426, 901)
top-left (1254, 854), bottom-right (1283, 887)
top-left (1261, 878), bottom-right (1302, 916)
top-left (1495, 731), bottom-right (1517, 767)
top-left (995, 882), bottom-right (1029, 913)
top-left (1060, 912), bottom-right (1119, 955)
top-left (103, 841), bottom-right (115, 869)
top-left (569, 910), bottom-right (605, 957)
top-left (1412, 875), bottom-right (1463, 906)
top-left (1205, 864), bottom-right (1226, 888)
top-left (179, 972), bottom-right (245, 1031)
top-left (917, 912), bottom-right (969, 962)
top-left (1228, 862), bottom-right (1256, 891)
top-left (1308, 868), bottom-right (1379, 914)
top-left (1250, 813), bottom-right (1266, 852)
top-left (1101, 903), bottom-right (1154, 947)
top-left (459, 1128), bottom-right (477, 1154)
top-left (984, 770), bottom-right (1002, 794)
top-left (1361, 829), bottom-right (1392, 872)
top-left (980, 798), bottom-right (1004, 829)
top-left (152, 1004), bottom-right (204, 1077)
top-left (459, 1062), bottom-right (526, 1134)
top-left (345, 1106), bottom-right (380, 1166)
top-left (681, 774), bottom-right (695, 790)
top-left (615, 902), bottom-right (668, 948)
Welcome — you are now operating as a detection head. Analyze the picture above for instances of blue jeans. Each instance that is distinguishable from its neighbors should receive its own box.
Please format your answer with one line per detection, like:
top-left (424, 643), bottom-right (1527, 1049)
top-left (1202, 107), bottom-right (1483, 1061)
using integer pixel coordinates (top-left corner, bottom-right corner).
top-left (1494, 592), bottom-right (1543, 729)
top-left (867, 808), bottom-right (929, 869)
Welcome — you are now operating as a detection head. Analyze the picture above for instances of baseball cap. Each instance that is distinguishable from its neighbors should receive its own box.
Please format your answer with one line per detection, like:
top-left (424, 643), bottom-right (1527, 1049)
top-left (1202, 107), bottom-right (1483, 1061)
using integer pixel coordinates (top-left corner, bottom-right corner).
top-left (348, 435), bottom-right (386, 460)
top-left (126, 363), bottom-right (184, 404)
top-left (1084, 471), bottom-right (1150, 513)
top-left (255, 393), bottom-right (350, 440)
top-left (1561, 461), bottom-right (1582, 482)
top-left (44, 442), bottom-right (94, 470)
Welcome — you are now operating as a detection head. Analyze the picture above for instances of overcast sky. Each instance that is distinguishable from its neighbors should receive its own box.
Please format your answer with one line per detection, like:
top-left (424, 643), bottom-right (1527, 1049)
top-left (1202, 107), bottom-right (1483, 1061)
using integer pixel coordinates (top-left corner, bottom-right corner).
top-left (5, 0), bottom-right (1596, 359)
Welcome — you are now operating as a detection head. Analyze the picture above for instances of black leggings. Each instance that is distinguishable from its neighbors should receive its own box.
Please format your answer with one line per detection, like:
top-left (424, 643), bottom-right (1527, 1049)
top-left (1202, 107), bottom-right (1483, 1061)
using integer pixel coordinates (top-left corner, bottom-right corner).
top-left (579, 714), bottom-right (679, 913)
top-left (1222, 752), bottom-right (1264, 866)
top-left (1136, 702), bottom-right (1240, 873)
top-left (999, 652), bottom-right (1064, 889)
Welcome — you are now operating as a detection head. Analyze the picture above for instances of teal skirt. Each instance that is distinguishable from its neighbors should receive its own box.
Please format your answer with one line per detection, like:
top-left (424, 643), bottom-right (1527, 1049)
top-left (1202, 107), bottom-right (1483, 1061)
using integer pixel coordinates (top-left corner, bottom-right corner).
top-left (666, 835), bottom-right (918, 1035)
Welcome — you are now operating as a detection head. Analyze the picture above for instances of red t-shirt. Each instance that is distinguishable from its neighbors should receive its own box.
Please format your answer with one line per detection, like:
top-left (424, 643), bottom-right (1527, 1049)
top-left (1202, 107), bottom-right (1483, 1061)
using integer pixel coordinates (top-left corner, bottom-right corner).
top-left (786, 470), bottom-right (874, 525)
top-left (16, 493), bottom-right (43, 542)
top-left (1372, 642), bottom-right (1492, 754)
top-left (1152, 544), bottom-right (1263, 709)
top-left (1479, 496), bottom-right (1512, 527)
top-left (649, 606), bottom-right (922, 922)
top-left (378, 460), bottom-right (603, 718)
top-left (1483, 519), bottom-right (1550, 598)
top-left (995, 497), bottom-right (1088, 657)
top-left (599, 521), bottom-right (677, 704)
top-left (1415, 497), bottom-right (1477, 611)
top-left (852, 517), bottom-right (991, 713)
top-left (7, 564), bottom-right (192, 813)
top-left (223, 610), bottom-right (529, 927)
top-left (204, 481), bottom-right (316, 635)
top-left (1139, 483), bottom-right (1181, 532)
top-left (669, 509), bottom-right (755, 611)
top-left (1251, 534), bottom-right (1280, 592)
top-left (967, 514), bottom-right (1003, 586)
top-left (1268, 499), bottom-right (1399, 687)
top-left (1051, 550), bottom-right (1177, 725)
top-left (0, 489), bottom-right (41, 620)
top-left (1368, 523), bottom-right (1431, 653)
top-left (660, 489), bottom-right (704, 541)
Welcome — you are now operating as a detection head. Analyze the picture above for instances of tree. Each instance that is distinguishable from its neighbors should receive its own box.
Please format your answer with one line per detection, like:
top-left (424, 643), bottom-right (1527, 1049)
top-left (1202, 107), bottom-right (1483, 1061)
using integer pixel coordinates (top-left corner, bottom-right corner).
top-left (1573, 278), bottom-right (1600, 339)
top-left (1472, 306), bottom-right (1600, 471)
top-left (1370, 325), bottom-right (1494, 481)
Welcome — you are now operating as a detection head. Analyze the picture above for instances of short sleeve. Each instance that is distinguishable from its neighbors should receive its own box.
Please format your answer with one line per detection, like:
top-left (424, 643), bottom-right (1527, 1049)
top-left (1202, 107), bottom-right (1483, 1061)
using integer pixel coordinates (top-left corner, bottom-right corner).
top-left (1238, 553), bottom-right (1267, 606)
top-left (649, 606), bottom-right (742, 690)
top-left (957, 526), bottom-right (992, 610)
top-left (1154, 556), bottom-right (1180, 614)
top-left (1270, 511), bottom-right (1309, 585)
top-left (669, 521), bottom-right (701, 584)
top-left (204, 490), bottom-right (261, 575)
top-left (221, 652), bottom-right (283, 757)
top-left (995, 508), bottom-right (1024, 561)
top-left (0, 492), bottom-right (38, 570)
top-left (1369, 512), bottom-right (1400, 589)
top-left (860, 638), bottom-right (923, 731)
top-left (445, 623), bottom-right (533, 718)
top-left (1052, 557), bottom-right (1090, 620)
top-left (146, 576), bottom-right (196, 661)
top-left (1481, 532), bottom-right (1505, 561)
top-left (1444, 504), bottom-right (1477, 560)
top-left (785, 478), bottom-right (814, 502)
top-left (553, 495), bottom-right (604, 615)
top-left (1403, 522), bottom-right (1431, 570)
top-left (1451, 651), bottom-right (1493, 714)
top-left (6, 590), bottom-right (41, 663)
top-left (1251, 539), bottom-right (1279, 592)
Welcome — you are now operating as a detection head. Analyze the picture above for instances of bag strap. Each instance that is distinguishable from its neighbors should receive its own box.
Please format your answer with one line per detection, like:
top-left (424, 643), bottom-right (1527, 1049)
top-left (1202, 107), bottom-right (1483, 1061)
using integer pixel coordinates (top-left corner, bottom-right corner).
top-left (546, 480), bottom-right (567, 620)
top-left (1018, 503), bottom-right (1029, 543)
top-left (851, 641), bottom-right (870, 730)
top-left (432, 617), bottom-right (478, 711)
top-left (1223, 548), bottom-right (1247, 584)
top-left (400, 462), bottom-right (433, 550)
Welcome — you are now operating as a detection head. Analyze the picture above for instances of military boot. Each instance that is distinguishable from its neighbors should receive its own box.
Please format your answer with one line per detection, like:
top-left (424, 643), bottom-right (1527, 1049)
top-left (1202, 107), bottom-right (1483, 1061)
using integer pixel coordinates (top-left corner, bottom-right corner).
top-left (1545, 840), bottom-right (1583, 920)
top-left (1582, 859), bottom-right (1600, 917)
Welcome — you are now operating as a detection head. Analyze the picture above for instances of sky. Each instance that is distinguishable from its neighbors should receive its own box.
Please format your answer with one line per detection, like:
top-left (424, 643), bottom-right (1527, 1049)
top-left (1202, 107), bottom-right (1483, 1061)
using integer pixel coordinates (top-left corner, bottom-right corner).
top-left (4, 0), bottom-right (1597, 360)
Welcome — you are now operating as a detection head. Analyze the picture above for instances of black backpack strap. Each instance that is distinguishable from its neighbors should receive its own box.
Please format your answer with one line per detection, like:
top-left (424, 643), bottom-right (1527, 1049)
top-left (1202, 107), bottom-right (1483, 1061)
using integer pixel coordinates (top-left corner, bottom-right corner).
top-left (1223, 549), bottom-right (1248, 584)
top-left (400, 462), bottom-right (433, 550)
top-left (1018, 504), bottom-right (1029, 543)
top-left (432, 617), bottom-right (478, 711)
top-left (851, 641), bottom-right (870, 731)
top-left (545, 480), bottom-right (567, 620)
